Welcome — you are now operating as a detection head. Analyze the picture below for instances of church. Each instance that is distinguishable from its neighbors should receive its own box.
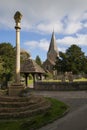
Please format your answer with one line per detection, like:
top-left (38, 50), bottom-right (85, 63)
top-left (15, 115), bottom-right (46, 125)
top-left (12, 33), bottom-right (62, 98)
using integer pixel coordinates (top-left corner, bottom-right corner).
top-left (43, 31), bottom-right (59, 74)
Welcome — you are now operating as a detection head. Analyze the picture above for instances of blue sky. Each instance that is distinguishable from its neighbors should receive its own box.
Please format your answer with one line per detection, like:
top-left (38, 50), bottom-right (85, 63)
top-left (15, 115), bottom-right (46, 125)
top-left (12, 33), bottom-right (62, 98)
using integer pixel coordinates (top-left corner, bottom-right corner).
top-left (0, 0), bottom-right (87, 61)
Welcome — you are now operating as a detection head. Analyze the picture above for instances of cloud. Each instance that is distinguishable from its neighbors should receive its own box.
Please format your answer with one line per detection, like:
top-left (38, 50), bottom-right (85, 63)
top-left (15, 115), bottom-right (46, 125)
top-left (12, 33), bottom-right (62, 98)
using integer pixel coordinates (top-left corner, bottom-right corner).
top-left (0, 0), bottom-right (87, 34)
top-left (35, 21), bottom-right (63, 34)
top-left (24, 39), bottom-right (49, 51)
top-left (58, 47), bottom-right (66, 53)
top-left (24, 32), bottom-right (87, 53)
top-left (0, 0), bottom-right (87, 60)
top-left (23, 32), bottom-right (87, 61)
top-left (64, 21), bottom-right (82, 34)
top-left (57, 34), bottom-right (87, 46)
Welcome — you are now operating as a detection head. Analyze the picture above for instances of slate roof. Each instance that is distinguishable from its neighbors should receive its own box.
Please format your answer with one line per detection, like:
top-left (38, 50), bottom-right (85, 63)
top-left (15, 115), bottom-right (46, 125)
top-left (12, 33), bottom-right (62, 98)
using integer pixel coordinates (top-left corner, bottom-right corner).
top-left (20, 58), bottom-right (45, 74)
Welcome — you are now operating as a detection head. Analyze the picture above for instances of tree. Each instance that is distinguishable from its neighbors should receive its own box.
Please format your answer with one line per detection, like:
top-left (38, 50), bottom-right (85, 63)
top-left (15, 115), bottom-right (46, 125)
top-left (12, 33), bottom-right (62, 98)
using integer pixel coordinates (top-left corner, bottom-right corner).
top-left (54, 52), bottom-right (68, 73)
top-left (35, 55), bottom-right (42, 66)
top-left (81, 56), bottom-right (87, 74)
top-left (65, 44), bottom-right (85, 74)
top-left (0, 56), bottom-right (4, 79)
top-left (20, 49), bottom-right (30, 63)
top-left (0, 43), bottom-right (16, 87)
top-left (54, 44), bottom-right (87, 74)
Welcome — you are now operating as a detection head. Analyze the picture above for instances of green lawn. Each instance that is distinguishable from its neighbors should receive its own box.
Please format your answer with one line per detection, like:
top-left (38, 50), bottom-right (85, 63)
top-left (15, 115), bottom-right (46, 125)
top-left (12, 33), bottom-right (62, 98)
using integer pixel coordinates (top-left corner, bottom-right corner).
top-left (0, 98), bottom-right (69, 130)
top-left (26, 78), bottom-right (87, 87)
top-left (28, 79), bottom-right (33, 85)
top-left (74, 77), bottom-right (87, 82)
top-left (43, 77), bottom-right (87, 82)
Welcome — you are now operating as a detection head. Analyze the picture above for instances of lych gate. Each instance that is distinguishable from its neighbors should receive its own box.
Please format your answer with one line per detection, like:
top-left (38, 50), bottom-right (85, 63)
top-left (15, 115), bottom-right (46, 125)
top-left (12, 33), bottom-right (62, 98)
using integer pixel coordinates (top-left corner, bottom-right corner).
top-left (20, 58), bottom-right (45, 87)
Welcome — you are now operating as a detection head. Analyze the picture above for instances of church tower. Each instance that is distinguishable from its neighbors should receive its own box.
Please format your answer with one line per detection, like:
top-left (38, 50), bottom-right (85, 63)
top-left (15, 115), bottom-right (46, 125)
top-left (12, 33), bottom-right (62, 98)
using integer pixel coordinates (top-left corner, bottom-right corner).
top-left (47, 31), bottom-right (59, 64)
top-left (43, 31), bottom-right (59, 73)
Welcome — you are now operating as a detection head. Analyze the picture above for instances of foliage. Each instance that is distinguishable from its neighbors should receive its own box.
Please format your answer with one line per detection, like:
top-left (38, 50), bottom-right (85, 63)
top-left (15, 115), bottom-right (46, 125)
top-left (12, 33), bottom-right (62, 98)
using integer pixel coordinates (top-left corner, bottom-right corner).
top-left (44, 72), bottom-right (53, 79)
top-left (54, 44), bottom-right (87, 74)
top-left (0, 43), bottom-right (16, 87)
top-left (65, 45), bottom-right (86, 74)
top-left (0, 56), bottom-right (4, 76)
top-left (35, 55), bottom-right (42, 66)
top-left (0, 43), bottom-right (31, 87)
top-left (0, 98), bottom-right (68, 130)
top-left (20, 49), bottom-right (30, 63)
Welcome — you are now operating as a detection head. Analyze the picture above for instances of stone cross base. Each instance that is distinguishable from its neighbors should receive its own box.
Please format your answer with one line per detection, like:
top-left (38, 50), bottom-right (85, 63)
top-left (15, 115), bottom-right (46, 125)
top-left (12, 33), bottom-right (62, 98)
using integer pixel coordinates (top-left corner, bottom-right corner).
top-left (8, 83), bottom-right (24, 96)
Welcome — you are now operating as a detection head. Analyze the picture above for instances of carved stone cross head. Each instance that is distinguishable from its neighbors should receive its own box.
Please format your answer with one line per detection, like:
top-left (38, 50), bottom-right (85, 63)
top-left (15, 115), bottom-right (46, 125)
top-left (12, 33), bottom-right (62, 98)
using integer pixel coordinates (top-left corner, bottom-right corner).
top-left (14, 11), bottom-right (22, 23)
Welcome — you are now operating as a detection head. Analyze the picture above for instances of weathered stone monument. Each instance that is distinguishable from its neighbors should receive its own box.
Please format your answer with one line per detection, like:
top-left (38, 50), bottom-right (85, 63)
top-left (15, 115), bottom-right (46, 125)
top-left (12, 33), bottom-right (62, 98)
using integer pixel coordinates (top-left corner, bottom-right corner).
top-left (0, 12), bottom-right (51, 121)
top-left (14, 11), bottom-right (22, 83)
top-left (8, 11), bottom-right (24, 96)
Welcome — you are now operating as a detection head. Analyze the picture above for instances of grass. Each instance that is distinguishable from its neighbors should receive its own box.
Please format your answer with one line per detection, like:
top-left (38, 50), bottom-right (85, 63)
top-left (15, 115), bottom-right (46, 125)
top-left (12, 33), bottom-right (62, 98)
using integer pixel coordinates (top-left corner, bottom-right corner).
top-left (74, 77), bottom-right (87, 82)
top-left (25, 78), bottom-right (87, 87)
top-left (43, 77), bottom-right (87, 82)
top-left (0, 98), bottom-right (69, 130)
top-left (28, 80), bottom-right (33, 85)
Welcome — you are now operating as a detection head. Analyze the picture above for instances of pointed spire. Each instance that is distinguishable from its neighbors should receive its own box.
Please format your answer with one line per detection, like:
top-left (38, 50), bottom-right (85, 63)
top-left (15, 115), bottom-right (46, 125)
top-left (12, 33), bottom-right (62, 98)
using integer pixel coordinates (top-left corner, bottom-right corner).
top-left (48, 31), bottom-right (58, 54)
top-left (47, 31), bottom-right (59, 64)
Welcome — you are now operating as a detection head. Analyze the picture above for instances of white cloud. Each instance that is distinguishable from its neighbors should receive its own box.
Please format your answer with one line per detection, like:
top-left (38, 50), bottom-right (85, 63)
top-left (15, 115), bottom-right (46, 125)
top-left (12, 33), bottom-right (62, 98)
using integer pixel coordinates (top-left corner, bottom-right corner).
top-left (25, 41), bottom-right (38, 49)
top-left (64, 21), bottom-right (82, 34)
top-left (57, 34), bottom-right (87, 46)
top-left (24, 33), bottom-right (87, 53)
top-left (36, 21), bottom-right (63, 34)
top-left (39, 39), bottom-right (49, 51)
top-left (0, 0), bottom-right (87, 60)
top-left (0, 0), bottom-right (87, 34)
top-left (80, 11), bottom-right (87, 21)
top-left (58, 47), bottom-right (66, 53)
top-left (24, 39), bottom-right (49, 51)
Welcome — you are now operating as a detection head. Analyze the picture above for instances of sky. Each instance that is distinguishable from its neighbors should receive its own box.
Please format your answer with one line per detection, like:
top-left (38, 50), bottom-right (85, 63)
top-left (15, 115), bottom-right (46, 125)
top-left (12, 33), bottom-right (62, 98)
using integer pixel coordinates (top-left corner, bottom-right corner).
top-left (0, 0), bottom-right (87, 61)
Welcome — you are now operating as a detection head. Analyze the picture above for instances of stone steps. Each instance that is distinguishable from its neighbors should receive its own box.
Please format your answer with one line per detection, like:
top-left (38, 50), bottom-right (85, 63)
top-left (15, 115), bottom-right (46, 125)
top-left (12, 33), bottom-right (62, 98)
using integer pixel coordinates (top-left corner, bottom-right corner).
top-left (0, 95), bottom-right (41, 102)
top-left (0, 95), bottom-right (51, 119)
top-left (0, 100), bottom-right (47, 112)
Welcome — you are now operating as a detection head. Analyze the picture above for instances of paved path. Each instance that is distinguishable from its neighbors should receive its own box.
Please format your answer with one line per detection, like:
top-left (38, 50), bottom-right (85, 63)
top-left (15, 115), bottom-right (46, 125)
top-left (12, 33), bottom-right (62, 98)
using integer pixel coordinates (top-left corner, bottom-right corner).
top-left (32, 91), bottom-right (87, 130)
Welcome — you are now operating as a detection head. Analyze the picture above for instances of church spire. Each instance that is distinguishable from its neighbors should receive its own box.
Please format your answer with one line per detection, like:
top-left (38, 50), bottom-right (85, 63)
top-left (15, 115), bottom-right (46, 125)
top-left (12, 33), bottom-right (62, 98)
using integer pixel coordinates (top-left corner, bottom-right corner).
top-left (47, 31), bottom-right (59, 64)
top-left (48, 31), bottom-right (57, 52)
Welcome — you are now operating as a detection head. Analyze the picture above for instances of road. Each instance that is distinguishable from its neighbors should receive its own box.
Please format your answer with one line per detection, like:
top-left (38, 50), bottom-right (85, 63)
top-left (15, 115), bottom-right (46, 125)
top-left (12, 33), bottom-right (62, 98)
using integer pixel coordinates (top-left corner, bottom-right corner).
top-left (32, 91), bottom-right (87, 130)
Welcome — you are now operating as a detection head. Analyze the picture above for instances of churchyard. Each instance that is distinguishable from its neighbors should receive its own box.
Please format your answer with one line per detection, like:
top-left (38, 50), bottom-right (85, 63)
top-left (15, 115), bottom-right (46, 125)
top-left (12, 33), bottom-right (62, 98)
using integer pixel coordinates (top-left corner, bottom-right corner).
top-left (0, 11), bottom-right (87, 130)
top-left (0, 11), bottom-right (69, 130)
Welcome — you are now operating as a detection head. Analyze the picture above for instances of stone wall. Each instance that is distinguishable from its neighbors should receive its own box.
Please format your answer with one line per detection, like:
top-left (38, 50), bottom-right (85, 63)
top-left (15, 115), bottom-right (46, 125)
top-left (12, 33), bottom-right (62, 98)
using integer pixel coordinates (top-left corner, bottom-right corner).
top-left (34, 81), bottom-right (87, 91)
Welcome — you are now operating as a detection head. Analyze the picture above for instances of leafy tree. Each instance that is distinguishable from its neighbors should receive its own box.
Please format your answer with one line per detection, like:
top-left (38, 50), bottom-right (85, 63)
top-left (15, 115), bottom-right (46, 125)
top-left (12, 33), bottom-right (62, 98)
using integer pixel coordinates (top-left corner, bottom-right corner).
top-left (0, 56), bottom-right (4, 78)
top-left (81, 56), bottom-right (87, 74)
top-left (0, 43), bottom-right (16, 87)
top-left (54, 56), bottom-right (62, 73)
top-left (54, 44), bottom-right (87, 74)
top-left (54, 52), bottom-right (68, 73)
top-left (20, 49), bottom-right (30, 63)
top-left (65, 44), bottom-right (85, 74)
top-left (35, 55), bottom-right (42, 66)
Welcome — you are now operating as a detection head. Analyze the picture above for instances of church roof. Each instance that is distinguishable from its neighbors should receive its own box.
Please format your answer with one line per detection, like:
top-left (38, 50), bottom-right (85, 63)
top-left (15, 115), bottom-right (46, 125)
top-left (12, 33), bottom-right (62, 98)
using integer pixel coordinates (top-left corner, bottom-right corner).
top-left (48, 31), bottom-right (59, 56)
top-left (20, 58), bottom-right (45, 74)
top-left (47, 31), bottom-right (59, 65)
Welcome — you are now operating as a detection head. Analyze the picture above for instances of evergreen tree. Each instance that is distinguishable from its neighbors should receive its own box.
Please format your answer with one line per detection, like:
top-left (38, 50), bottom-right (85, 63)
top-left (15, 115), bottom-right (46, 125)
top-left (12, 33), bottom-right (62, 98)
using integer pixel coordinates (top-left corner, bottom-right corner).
top-left (35, 55), bottom-right (42, 66)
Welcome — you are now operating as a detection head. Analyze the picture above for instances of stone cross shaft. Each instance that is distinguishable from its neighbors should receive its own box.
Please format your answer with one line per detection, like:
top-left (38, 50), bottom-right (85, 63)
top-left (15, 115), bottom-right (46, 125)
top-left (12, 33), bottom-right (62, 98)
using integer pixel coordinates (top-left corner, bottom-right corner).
top-left (14, 11), bottom-right (22, 83)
